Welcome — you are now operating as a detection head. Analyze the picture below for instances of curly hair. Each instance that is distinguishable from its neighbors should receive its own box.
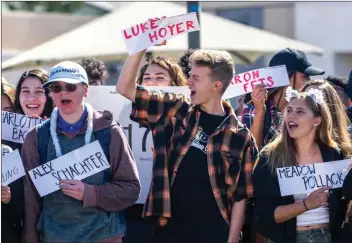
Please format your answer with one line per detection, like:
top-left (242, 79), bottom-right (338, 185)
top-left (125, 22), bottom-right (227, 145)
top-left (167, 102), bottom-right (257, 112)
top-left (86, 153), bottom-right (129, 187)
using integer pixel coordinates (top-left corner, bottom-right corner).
top-left (178, 48), bottom-right (198, 78)
top-left (80, 57), bottom-right (108, 85)
top-left (137, 55), bottom-right (187, 86)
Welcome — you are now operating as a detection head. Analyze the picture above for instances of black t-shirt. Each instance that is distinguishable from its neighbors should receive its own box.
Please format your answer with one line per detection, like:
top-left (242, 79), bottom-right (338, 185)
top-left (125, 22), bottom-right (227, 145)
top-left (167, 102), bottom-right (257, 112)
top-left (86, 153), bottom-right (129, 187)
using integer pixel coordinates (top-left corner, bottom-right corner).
top-left (171, 109), bottom-right (227, 223)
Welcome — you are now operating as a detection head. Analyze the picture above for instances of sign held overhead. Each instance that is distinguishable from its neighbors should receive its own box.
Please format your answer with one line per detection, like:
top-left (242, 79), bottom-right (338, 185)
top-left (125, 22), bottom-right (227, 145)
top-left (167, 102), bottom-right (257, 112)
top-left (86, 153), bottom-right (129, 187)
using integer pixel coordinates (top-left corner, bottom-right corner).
top-left (122, 12), bottom-right (200, 55)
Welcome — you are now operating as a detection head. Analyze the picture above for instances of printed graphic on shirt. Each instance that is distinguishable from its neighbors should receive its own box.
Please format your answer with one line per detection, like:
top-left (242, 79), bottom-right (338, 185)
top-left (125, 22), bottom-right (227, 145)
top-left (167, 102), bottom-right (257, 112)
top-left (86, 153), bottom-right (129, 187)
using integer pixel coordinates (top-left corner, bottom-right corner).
top-left (191, 126), bottom-right (208, 154)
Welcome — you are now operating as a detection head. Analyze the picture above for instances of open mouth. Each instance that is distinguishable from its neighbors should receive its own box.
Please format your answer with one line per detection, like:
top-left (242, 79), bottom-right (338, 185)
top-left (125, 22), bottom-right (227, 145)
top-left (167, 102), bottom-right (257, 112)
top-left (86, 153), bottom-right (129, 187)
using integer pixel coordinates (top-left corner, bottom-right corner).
top-left (26, 104), bottom-right (40, 109)
top-left (61, 99), bottom-right (72, 105)
top-left (190, 90), bottom-right (196, 96)
top-left (287, 121), bottom-right (299, 130)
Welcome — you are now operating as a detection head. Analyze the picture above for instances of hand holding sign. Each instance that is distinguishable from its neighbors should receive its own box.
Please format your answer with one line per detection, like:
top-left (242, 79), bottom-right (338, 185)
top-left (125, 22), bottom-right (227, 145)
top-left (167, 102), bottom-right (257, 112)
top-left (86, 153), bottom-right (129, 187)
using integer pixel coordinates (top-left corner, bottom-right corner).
top-left (224, 66), bottom-right (290, 99)
top-left (60, 180), bottom-right (85, 201)
top-left (304, 186), bottom-right (331, 210)
top-left (251, 84), bottom-right (268, 112)
top-left (1, 186), bottom-right (11, 204)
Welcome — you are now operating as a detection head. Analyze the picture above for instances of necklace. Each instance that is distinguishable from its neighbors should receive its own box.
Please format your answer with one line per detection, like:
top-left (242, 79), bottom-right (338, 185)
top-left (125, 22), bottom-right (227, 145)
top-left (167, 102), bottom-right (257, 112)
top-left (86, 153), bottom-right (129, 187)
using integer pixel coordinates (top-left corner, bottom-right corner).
top-left (50, 103), bottom-right (94, 157)
top-left (299, 150), bottom-right (318, 160)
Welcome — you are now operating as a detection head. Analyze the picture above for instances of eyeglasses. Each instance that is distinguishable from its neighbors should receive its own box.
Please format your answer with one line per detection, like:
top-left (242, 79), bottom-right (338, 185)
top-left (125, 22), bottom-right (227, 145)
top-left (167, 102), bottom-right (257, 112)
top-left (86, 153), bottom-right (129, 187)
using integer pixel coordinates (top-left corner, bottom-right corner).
top-left (49, 83), bottom-right (77, 93)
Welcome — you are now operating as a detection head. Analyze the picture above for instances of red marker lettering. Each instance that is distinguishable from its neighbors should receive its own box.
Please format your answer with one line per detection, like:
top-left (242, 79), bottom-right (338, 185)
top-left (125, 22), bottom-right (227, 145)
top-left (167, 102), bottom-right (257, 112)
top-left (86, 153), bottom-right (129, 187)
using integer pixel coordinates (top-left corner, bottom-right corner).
top-left (176, 22), bottom-right (185, 34)
top-left (243, 72), bottom-right (251, 82)
top-left (150, 18), bottom-right (159, 29)
top-left (140, 21), bottom-right (149, 33)
top-left (131, 25), bottom-right (140, 36)
top-left (233, 75), bottom-right (242, 85)
top-left (149, 31), bottom-right (158, 43)
top-left (159, 27), bottom-right (167, 38)
top-left (252, 70), bottom-right (260, 80)
top-left (167, 24), bottom-right (176, 35)
top-left (186, 20), bottom-right (195, 30)
top-left (258, 78), bottom-right (265, 85)
top-left (267, 76), bottom-right (274, 87)
top-left (243, 83), bottom-right (250, 92)
top-left (123, 30), bottom-right (132, 39)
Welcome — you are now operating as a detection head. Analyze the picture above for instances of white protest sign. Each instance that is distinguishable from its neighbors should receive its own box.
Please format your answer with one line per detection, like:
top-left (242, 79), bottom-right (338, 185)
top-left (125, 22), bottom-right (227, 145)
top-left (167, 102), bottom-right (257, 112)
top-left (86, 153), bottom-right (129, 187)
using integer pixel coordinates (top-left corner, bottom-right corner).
top-left (122, 12), bottom-right (200, 55)
top-left (224, 65), bottom-right (290, 98)
top-left (2, 150), bottom-right (26, 186)
top-left (28, 141), bottom-right (110, 197)
top-left (1, 111), bottom-right (44, 144)
top-left (277, 159), bottom-right (351, 196)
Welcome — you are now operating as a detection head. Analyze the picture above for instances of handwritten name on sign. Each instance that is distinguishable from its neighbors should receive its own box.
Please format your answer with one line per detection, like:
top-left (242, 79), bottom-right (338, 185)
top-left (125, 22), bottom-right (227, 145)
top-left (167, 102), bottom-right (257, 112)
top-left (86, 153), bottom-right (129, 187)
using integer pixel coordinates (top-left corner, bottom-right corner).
top-left (2, 150), bottom-right (26, 186)
top-left (2, 111), bottom-right (44, 144)
top-left (122, 12), bottom-right (200, 55)
top-left (277, 160), bottom-right (351, 196)
top-left (28, 141), bottom-right (110, 197)
top-left (227, 65), bottom-right (290, 98)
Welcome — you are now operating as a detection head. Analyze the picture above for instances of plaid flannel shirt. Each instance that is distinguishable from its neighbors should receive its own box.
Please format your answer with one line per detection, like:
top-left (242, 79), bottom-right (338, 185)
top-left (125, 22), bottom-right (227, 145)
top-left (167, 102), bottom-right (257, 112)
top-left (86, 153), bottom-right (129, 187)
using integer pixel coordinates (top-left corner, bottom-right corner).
top-left (241, 99), bottom-right (283, 146)
top-left (130, 85), bottom-right (259, 227)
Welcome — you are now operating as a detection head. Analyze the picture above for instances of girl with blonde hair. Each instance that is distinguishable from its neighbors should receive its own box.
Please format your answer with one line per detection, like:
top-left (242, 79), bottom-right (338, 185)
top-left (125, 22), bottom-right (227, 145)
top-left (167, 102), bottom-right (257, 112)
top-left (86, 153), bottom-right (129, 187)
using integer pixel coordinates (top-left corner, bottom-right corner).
top-left (253, 87), bottom-right (347, 243)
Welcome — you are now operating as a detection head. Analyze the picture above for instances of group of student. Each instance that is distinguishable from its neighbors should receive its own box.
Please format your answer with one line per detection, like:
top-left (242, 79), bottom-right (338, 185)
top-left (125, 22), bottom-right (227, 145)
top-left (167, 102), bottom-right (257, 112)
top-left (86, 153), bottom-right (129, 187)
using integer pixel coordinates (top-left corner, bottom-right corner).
top-left (1, 42), bottom-right (352, 243)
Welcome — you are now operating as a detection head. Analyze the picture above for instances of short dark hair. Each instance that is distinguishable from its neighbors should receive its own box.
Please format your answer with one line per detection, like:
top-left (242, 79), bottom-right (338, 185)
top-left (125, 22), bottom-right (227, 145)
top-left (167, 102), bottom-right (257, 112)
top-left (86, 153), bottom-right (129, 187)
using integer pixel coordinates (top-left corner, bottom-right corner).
top-left (13, 68), bottom-right (54, 118)
top-left (326, 76), bottom-right (348, 93)
top-left (178, 48), bottom-right (198, 78)
top-left (80, 57), bottom-right (108, 85)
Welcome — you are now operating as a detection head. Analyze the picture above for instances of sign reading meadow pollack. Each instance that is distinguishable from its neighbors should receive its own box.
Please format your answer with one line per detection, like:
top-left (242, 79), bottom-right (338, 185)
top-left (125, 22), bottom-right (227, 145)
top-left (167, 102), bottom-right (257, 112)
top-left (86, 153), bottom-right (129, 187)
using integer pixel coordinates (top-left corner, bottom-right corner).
top-left (2, 149), bottom-right (26, 186)
top-left (28, 141), bottom-right (110, 197)
top-left (277, 159), bottom-right (351, 196)
top-left (2, 111), bottom-right (44, 144)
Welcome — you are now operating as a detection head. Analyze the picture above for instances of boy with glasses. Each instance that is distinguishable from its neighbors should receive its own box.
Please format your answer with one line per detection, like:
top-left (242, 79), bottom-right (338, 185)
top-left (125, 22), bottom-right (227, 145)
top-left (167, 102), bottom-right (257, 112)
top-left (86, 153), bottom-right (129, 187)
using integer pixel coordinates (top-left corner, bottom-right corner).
top-left (21, 61), bottom-right (141, 243)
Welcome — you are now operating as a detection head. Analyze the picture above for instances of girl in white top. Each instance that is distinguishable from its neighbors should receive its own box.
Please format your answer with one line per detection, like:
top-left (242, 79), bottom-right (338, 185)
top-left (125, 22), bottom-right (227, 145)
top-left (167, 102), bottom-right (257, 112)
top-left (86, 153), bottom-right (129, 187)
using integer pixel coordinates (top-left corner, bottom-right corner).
top-left (253, 87), bottom-right (347, 243)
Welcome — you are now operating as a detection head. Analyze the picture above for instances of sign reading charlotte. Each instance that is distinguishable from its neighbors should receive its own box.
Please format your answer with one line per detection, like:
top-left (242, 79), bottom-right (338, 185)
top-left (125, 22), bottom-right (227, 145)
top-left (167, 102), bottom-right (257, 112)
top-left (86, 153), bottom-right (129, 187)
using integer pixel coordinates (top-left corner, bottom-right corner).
top-left (2, 111), bottom-right (44, 144)
top-left (122, 12), bottom-right (200, 55)
top-left (28, 141), bottom-right (110, 197)
top-left (277, 160), bottom-right (350, 196)
top-left (227, 65), bottom-right (290, 97)
top-left (2, 150), bottom-right (26, 186)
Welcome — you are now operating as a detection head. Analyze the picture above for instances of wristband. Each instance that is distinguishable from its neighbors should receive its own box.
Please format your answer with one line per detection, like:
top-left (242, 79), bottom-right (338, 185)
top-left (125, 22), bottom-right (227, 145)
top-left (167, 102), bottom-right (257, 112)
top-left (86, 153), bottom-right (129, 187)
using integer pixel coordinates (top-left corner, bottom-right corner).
top-left (303, 199), bottom-right (309, 211)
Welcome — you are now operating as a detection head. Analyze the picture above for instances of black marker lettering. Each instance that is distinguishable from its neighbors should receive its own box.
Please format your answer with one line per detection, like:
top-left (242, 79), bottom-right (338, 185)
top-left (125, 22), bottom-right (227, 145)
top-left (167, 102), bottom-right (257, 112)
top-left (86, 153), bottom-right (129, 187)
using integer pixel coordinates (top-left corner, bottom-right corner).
top-left (52, 172), bottom-right (62, 185)
top-left (90, 155), bottom-right (100, 168)
top-left (61, 168), bottom-right (73, 180)
top-left (95, 152), bottom-right (108, 166)
top-left (73, 163), bottom-right (84, 175)
top-left (69, 165), bottom-right (80, 178)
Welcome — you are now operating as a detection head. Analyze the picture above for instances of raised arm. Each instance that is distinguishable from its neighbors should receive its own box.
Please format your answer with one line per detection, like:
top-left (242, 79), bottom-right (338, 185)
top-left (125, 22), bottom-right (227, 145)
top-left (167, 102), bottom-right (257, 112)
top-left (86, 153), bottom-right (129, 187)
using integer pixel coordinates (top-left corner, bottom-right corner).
top-left (116, 50), bottom-right (146, 102)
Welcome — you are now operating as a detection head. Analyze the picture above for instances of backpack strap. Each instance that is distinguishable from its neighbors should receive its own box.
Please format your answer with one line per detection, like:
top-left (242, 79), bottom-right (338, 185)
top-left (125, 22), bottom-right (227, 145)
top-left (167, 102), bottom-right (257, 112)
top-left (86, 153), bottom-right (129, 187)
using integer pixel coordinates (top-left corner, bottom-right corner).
top-left (94, 126), bottom-right (111, 182)
top-left (37, 119), bottom-right (51, 165)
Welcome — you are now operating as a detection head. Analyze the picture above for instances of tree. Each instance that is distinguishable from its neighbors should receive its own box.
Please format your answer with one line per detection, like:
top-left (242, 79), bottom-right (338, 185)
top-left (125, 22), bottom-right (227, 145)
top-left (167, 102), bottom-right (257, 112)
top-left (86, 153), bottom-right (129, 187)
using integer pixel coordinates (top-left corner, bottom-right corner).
top-left (4, 1), bottom-right (84, 13)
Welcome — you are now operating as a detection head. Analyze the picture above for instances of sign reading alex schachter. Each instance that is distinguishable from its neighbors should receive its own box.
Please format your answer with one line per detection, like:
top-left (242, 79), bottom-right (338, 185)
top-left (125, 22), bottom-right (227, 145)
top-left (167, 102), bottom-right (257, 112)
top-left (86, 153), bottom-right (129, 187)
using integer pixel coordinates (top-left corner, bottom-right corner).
top-left (2, 150), bottom-right (26, 186)
top-left (277, 160), bottom-right (350, 196)
top-left (2, 111), bottom-right (44, 144)
top-left (28, 141), bottom-right (110, 197)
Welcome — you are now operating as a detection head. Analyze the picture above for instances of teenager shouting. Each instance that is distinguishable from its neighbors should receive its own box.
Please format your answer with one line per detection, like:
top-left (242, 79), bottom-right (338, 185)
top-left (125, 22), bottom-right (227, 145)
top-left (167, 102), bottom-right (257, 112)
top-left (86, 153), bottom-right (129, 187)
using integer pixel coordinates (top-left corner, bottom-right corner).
top-left (21, 61), bottom-right (141, 243)
top-left (116, 44), bottom-right (258, 243)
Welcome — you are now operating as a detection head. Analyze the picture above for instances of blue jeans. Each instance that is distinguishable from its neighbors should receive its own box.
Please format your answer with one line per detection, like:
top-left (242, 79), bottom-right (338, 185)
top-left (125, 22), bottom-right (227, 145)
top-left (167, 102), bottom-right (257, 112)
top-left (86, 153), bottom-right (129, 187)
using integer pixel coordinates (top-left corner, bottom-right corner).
top-left (265, 226), bottom-right (332, 243)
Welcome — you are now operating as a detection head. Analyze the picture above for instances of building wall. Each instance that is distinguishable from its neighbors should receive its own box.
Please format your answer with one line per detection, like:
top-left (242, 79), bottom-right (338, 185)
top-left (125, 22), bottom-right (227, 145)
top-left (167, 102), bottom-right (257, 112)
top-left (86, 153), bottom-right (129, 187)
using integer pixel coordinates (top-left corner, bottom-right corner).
top-left (294, 2), bottom-right (352, 77)
top-left (201, 2), bottom-right (294, 71)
